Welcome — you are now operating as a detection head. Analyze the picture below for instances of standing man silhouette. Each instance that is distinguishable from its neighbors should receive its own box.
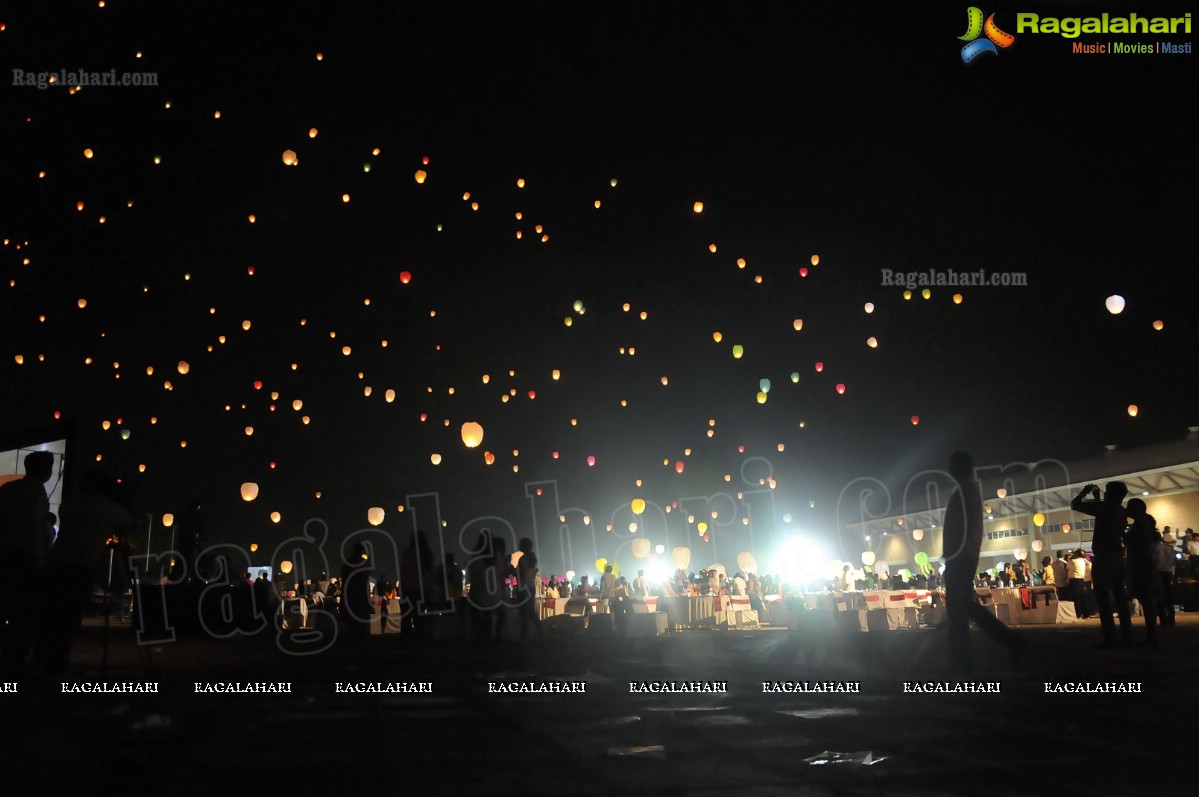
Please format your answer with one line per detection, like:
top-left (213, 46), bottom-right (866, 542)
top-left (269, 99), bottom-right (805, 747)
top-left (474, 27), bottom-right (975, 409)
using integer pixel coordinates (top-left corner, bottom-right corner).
top-left (943, 451), bottom-right (1025, 672)
top-left (1071, 482), bottom-right (1132, 648)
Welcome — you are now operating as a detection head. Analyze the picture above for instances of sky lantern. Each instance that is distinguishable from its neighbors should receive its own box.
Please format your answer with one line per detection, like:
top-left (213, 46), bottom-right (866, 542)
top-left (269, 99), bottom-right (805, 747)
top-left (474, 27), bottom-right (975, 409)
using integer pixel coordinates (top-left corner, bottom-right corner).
top-left (815, 361), bottom-right (824, 372)
top-left (1033, 512), bottom-right (1046, 527)
top-left (249, 543), bottom-right (258, 553)
top-left (921, 288), bottom-right (931, 299)
top-left (414, 169), bottom-right (427, 183)
top-left (835, 383), bottom-right (846, 394)
top-left (77, 298), bottom-right (87, 309)
top-left (270, 511), bottom-right (281, 524)
top-left (759, 378), bottom-right (771, 393)
top-left (461, 421), bottom-right (484, 448)
top-left (996, 488), bottom-right (1008, 498)
top-left (281, 149), bottom-right (297, 166)
top-left (244, 426), bottom-right (254, 436)
top-left (484, 451), bottom-right (496, 465)
top-left (1152, 319), bottom-right (1164, 331)
top-left (911, 415), bottom-right (920, 425)
top-left (430, 453), bottom-right (442, 465)
top-left (913, 528), bottom-right (924, 540)
top-left (732, 344), bottom-right (744, 359)
top-left (798, 267), bottom-right (808, 277)
top-left (631, 539), bottom-right (651, 559)
top-left (1105, 295), bottom-right (1125, 314)
top-left (177, 360), bottom-right (189, 375)
top-left (861, 551), bottom-right (876, 566)
top-left (810, 254), bottom-right (820, 266)
top-left (631, 498), bottom-right (646, 515)
top-left (161, 513), bottom-right (174, 528)
top-left (736, 258), bottom-right (747, 269)
top-left (866, 336), bottom-right (878, 348)
top-left (308, 127), bottom-right (318, 138)
top-left (903, 290), bottom-right (912, 300)
top-left (675, 460), bottom-right (685, 473)
top-left (341, 193), bottom-right (351, 203)
top-left (953, 293), bottom-right (963, 304)
top-left (1127, 404), bottom-right (1138, 417)
top-left (756, 391), bottom-right (768, 404)
top-left (1062, 523), bottom-right (1071, 533)
top-left (367, 507), bottom-right (385, 526)
top-left (83, 148), bottom-right (94, 159)
top-left (292, 399), bottom-right (302, 411)
top-left (587, 455), bottom-right (596, 467)
top-left (399, 270), bottom-right (412, 283)
top-left (552, 369), bottom-right (561, 380)
top-left (864, 302), bottom-right (874, 314)
top-left (713, 331), bottom-right (723, 343)
top-left (792, 319), bottom-right (802, 331)
top-left (693, 201), bottom-right (704, 213)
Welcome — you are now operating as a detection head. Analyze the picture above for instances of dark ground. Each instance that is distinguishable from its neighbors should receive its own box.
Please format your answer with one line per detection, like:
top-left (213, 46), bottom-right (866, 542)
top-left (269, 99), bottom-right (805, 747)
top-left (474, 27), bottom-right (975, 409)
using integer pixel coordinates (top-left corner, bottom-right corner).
top-left (3, 612), bottom-right (1193, 797)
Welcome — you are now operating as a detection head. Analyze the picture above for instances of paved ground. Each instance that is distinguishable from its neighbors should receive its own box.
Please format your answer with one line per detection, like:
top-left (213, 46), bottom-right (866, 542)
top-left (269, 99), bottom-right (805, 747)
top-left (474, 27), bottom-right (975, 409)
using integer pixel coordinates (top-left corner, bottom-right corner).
top-left (3, 612), bottom-right (1194, 796)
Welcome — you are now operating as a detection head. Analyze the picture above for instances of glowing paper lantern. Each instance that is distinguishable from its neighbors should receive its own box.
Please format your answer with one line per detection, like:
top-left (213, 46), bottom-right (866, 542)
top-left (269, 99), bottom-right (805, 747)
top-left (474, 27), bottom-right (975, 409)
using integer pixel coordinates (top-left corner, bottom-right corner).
top-left (249, 543), bottom-right (258, 553)
top-left (367, 507), bottom-right (385, 526)
top-left (732, 344), bottom-right (744, 359)
top-left (595, 557), bottom-right (608, 573)
top-left (692, 201), bottom-right (704, 213)
top-left (161, 514), bottom-right (174, 528)
top-left (631, 539), bottom-right (651, 559)
top-left (835, 383), bottom-right (846, 394)
top-left (280, 560), bottom-right (293, 575)
top-left (414, 169), bottom-right (427, 183)
top-left (996, 488), bottom-right (1007, 498)
top-left (586, 455), bottom-right (596, 467)
top-left (672, 547), bottom-right (692, 570)
top-left (911, 415), bottom-right (920, 425)
top-left (240, 482), bottom-right (259, 501)
top-left (176, 361), bottom-right (189, 375)
top-left (861, 551), bottom-right (876, 566)
top-left (675, 460), bottom-right (685, 473)
top-left (1104, 295), bottom-right (1125, 314)
top-left (631, 498), bottom-right (646, 515)
top-left (461, 421), bottom-right (484, 448)
top-left (1061, 523), bottom-right (1071, 533)
top-left (864, 302), bottom-right (875, 314)
top-left (1015, 548), bottom-right (1028, 561)
top-left (713, 331), bottom-right (723, 343)
top-left (270, 511), bottom-right (281, 524)
top-left (1033, 512), bottom-right (1046, 527)
top-left (790, 372), bottom-right (799, 383)
top-left (281, 149), bottom-right (297, 166)
top-left (953, 293), bottom-right (963, 304)
top-left (815, 362), bottom-right (824, 372)
top-left (913, 528), bottom-right (924, 540)
top-left (866, 337), bottom-right (878, 348)
top-left (756, 392), bottom-right (768, 404)
top-left (1127, 404), bottom-right (1138, 417)
top-left (737, 551), bottom-right (758, 573)
top-left (430, 453), bottom-right (443, 465)
top-left (759, 378), bottom-right (771, 393)
top-left (1152, 320), bottom-right (1164, 331)
top-left (792, 319), bottom-right (803, 331)
top-left (810, 254), bottom-right (820, 266)
top-left (1031, 539), bottom-right (1043, 552)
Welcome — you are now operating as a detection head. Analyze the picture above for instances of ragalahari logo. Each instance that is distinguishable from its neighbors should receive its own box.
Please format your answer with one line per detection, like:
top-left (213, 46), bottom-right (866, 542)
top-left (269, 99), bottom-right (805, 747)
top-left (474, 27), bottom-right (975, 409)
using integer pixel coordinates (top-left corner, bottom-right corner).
top-left (959, 7), bottom-right (1015, 63)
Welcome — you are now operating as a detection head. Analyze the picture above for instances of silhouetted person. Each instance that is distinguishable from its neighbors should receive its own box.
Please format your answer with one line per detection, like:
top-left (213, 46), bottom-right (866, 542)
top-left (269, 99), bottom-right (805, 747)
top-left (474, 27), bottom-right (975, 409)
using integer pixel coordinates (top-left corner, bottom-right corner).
top-left (1071, 482), bottom-right (1132, 648)
top-left (0, 450), bottom-right (55, 678)
top-left (175, 498), bottom-right (206, 584)
top-left (516, 537), bottom-right (542, 641)
top-left (490, 536), bottom-right (512, 642)
top-left (252, 570), bottom-right (278, 630)
top-left (466, 531), bottom-right (495, 643)
top-left (400, 529), bottom-right (434, 639)
top-left (942, 451), bottom-right (1025, 672)
top-left (1153, 530), bottom-right (1176, 627)
top-left (35, 469), bottom-right (136, 675)
top-left (1124, 498), bottom-right (1161, 647)
top-left (340, 543), bottom-right (372, 643)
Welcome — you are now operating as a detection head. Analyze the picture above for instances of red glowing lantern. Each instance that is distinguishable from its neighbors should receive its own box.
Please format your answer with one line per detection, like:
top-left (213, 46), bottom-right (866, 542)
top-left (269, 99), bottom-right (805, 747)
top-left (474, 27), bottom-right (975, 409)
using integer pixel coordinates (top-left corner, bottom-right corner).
top-left (400, 271), bottom-right (412, 284)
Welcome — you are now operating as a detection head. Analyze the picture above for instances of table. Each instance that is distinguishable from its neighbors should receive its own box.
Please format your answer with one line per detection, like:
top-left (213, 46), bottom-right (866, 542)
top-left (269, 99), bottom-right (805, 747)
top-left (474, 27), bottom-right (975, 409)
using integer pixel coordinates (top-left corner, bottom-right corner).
top-left (982, 586), bottom-right (1057, 625)
top-left (659, 595), bottom-right (716, 629)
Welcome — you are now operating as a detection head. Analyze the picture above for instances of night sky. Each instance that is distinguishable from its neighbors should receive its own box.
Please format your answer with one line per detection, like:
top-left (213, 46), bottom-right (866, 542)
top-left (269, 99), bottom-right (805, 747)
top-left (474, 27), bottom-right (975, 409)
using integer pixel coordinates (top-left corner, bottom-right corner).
top-left (2, 1), bottom-right (1195, 572)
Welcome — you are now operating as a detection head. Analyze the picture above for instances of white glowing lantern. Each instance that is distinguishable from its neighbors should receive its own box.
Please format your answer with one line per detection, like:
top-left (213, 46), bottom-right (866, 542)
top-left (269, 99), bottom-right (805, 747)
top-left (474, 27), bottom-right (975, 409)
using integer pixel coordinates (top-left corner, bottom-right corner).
top-left (655, 544), bottom-right (665, 555)
top-left (461, 421), bottom-right (484, 448)
top-left (1031, 539), bottom-right (1043, 552)
top-left (240, 482), bottom-right (259, 502)
top-left (430, 453), bottom-right (443, 465)
top-left (280, 560), bottom-right (293, 574)
top-left (1104, 295), bottom-right (1125, 315)
top-left (736, 551), bottom-right (758, 573)
top-left (1014, 548), bottom-right (1028, 561)
top-left (996, 488), bottom-right (1007, 499)
top-left (672, 547), bottom-right (692, 570)
top-left (912, 528), bottom-right (924, 541)
top-left (270, 511), bottom-right (281, 524)
top-left (367, 507), bottom-right (385, 526)
top-left (631, 539), bottom-right (651, 559)
top-left (861, 551), bottom-right (876, 566)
